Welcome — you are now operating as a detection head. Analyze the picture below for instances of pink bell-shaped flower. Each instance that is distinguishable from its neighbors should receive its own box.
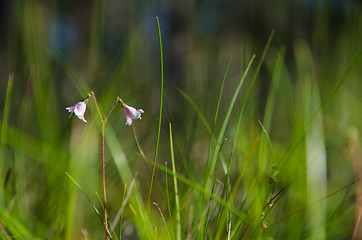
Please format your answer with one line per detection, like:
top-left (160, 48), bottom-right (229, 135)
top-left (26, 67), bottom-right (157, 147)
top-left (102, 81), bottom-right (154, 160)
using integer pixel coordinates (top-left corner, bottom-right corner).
top-left (119, 100), bottom-right (144, 126)
top-left (66, 99), bottom-right (88, 123)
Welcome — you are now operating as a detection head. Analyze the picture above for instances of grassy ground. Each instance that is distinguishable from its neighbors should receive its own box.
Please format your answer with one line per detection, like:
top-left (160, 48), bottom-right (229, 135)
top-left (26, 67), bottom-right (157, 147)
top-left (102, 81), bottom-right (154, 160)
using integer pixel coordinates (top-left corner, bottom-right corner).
top-left (1, 1), bottom-right (362, 239)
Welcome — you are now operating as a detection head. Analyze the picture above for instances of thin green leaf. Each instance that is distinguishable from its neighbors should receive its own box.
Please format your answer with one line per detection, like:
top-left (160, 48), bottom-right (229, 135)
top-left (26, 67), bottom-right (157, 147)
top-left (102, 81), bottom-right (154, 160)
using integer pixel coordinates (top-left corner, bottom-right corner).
top-left (146, 16), bottom-right (164, 215)
top-left (169, 123), bottom-right (181, 240)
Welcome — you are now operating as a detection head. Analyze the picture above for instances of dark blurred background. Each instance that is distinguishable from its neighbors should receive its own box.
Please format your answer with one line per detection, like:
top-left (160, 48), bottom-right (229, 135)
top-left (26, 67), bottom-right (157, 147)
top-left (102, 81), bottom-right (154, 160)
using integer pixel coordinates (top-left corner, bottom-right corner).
top-left (1, 0), bottom-right (360, 103)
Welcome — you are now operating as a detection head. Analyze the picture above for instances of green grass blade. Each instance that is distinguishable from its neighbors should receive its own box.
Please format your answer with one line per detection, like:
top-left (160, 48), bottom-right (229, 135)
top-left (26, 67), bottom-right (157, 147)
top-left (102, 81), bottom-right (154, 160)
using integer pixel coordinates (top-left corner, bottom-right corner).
top-left (146, 16), bottom-right (164, 215)
top-left (259, 47), bottom-right (285, 166)
top-left (165, 162), bottom-right (175, 240)
top-left (252, 47), bottom-right (285, 219)
top-left (49, 47), bottom-right (90, 95)
top-left (169, 123), bottom-right (181, 240)
top-left (111, 174), bottom-right (136, 235)
top-left (176, 87), bottom-right (212, 134)
top-left (65, 172), bottom-right (103, 224)
top-left (258, 120), bottom-right (276, 162)
top-left (219, 33), bottom-right (276, 233)
top-left (139, 154), bottom-right (250, 224)
top-left (0, 204), bottom-right (36, 239)
top-left (205, 57), bottom-right (231, 173)
top-left (307, 50), bottom-right (362, 128)
top-left (275, 49), bottom-right (362, 172)
top-left (199, 57), bottom-right (230, 238)
top-left (0, 74), bottom-right (13, 205)
top-left (119, 185), bottom-right (127, 240)
top-left (105, 125), bottom-right (152, 237)
top-left (239, 30), bottom-right (275, 120)
top-left (94, 192), bottom-right (113, 239)
top-left (227, 29), bottom-right (275, 174)
top-left (229, 31), bottom-right (275, 180)
top-left (208, 54), bottom-right (255, 183)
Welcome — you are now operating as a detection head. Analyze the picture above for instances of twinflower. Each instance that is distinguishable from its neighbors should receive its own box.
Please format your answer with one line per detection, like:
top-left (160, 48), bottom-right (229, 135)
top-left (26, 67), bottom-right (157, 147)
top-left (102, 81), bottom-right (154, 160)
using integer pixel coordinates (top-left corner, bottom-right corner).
top-left (66, 99), bottom-right (88, 122)
top-left (119, 99), bottom-right (144, 126)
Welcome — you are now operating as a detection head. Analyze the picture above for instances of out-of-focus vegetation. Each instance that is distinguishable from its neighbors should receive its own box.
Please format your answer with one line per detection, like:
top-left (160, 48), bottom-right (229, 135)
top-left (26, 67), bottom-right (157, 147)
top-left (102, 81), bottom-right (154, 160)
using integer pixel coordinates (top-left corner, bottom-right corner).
top-left (1, 0), bottom-right (362, 239)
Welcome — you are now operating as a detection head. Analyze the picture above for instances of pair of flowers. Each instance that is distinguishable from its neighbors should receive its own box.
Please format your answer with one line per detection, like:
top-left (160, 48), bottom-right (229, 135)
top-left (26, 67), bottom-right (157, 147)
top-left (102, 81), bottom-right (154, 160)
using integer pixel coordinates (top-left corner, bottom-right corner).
top-left (66, 98), bottom-right (144, 126)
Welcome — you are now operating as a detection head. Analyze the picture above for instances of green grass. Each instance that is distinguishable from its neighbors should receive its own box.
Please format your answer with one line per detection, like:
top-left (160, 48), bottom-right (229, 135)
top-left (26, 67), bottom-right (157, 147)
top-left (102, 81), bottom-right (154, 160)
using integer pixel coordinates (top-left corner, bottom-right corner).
top-left (1, 2), bottom-right (362, 240)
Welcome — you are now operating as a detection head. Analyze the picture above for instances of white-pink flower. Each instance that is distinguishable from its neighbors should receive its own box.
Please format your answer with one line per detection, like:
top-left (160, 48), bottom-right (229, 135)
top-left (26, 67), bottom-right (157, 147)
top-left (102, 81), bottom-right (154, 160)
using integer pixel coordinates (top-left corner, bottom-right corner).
top-left (66, 99), bottom-right (88, 123)
top-left (120, 100), bottom-right (144, 126)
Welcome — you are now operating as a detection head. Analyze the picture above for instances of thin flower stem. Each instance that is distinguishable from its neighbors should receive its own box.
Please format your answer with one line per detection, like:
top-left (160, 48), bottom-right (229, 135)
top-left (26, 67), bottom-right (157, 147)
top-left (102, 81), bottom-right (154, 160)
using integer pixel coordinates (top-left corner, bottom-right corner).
top-left (91, 91), bottom-right (111, 239)
top-left (91, 91), bottom-right (104, 122)
top-left (102, 122), bottom-right (109, 239)
top-left (104, 97), bottom-right (120, 122)
top-left (352, 208), bottom-right (362, 240)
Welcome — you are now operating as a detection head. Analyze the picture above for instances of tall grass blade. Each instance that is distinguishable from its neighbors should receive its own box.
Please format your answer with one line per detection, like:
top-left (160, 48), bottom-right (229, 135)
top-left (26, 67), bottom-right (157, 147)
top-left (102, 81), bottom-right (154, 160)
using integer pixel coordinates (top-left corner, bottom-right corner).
top-left (219, 31), bottom-right (277, 234)
top-left (239, 30), bottom-right (275, 121)
top-left (226, 29), bottom-right (275, 182)
top-left (169, 123), bottom-right (181, 240)
top-left (205, 57), bottom-right (230, 174)
top-left (297, 42), bottom-right (327, 239)
top-left (0, 74), bottom-right (13, 205)
top-left (207, 54), bottom-right (255, 184)
top-left (0, 205), bottom-right (35, 239)
top-left (275, 50), bottom-right (362, 173)
top-left (259, 47), bottom-right (285, 166)
top-left (119, 185), bottom-right (127, 240)
top-left (146, 17), bottom-right (164, 215)
top-left (199, 57), bottom-right (230, 238)
top-left (165, 162), bottom-right (175, 240)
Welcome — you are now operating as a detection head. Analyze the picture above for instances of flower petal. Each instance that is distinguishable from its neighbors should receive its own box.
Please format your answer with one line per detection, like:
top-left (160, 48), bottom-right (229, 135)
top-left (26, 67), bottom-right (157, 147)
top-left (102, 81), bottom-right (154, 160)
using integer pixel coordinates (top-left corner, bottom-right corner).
top-left (120, 101), bottom-right (143, 126)
top-left (66, 100), bottom-right (88, 122)
top-left (66, 106), bottom-right (75, 112)
top-left (125, 116), bottom-right (133, 126)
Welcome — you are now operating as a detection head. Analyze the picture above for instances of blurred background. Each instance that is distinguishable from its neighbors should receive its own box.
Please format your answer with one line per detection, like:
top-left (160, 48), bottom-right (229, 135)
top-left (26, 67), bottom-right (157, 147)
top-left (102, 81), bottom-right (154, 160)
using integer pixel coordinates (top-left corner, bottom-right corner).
top-left (1, 0), bottom-right (362, 239)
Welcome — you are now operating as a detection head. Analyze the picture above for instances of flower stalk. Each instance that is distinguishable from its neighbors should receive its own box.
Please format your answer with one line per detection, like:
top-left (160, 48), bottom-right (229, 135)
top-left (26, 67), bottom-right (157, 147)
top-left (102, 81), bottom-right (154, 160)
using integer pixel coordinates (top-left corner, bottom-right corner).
top-left (91, 91), bottom-right (111, 239)
top-left (66, 92), bottom-right (143, 239)
top-left (101, 122), bottom-right (108, 239)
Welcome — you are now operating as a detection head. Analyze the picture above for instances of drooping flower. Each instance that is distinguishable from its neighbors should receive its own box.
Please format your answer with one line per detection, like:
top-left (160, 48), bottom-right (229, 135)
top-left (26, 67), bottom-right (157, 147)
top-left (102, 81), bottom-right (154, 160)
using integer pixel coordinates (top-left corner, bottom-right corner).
top-left (66, 99), bottom-right (88, 122)
top-left (119, 100), bottom-right (144, 126)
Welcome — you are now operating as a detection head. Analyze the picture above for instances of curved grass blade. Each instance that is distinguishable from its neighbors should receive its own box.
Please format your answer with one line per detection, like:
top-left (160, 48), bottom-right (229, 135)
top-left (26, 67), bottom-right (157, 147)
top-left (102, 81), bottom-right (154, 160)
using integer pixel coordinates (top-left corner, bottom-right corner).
top-left (207, 54), bottom-right (255, 185)
top-left (146, 16), bottom-right (164, 215)
top-left (258, 120), bottom-right (276, 163)
top-left (65, 172), bottom-right (103, 225)
top-left (176, 87), bottom-right (211, 135)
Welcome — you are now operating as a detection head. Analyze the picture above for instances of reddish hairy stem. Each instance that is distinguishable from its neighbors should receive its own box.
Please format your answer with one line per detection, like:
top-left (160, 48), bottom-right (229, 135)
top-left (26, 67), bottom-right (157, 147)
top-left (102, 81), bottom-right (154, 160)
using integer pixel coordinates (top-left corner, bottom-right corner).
top-left (91, 91), bottom-right (104, 122)
top-left (102, 123), bottom-right (109, 239)
top-left (91, 91), bottom-right (112, 239)
top-left (90, 92), bottom-right (119, 239)
top-left (353, 198), bottom-right (362, 240)
top-left (104, 97), bottom-right (120, 122)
